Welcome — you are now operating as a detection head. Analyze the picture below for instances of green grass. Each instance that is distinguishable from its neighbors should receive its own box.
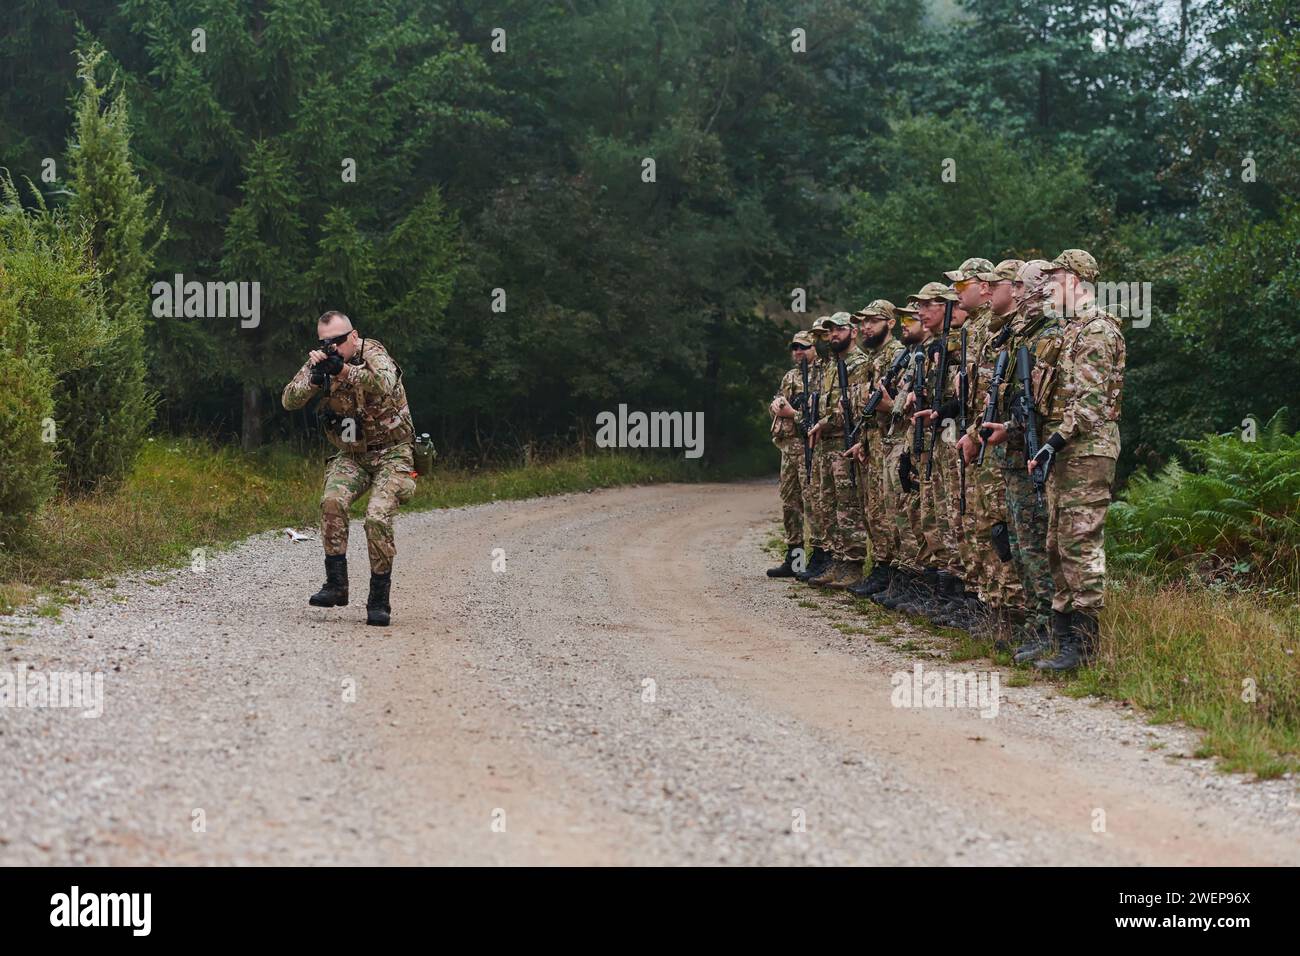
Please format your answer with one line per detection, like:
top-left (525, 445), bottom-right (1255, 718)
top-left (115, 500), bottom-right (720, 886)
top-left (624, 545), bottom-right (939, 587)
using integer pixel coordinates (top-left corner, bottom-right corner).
top-left (0, 437), bottom-right (724, 613)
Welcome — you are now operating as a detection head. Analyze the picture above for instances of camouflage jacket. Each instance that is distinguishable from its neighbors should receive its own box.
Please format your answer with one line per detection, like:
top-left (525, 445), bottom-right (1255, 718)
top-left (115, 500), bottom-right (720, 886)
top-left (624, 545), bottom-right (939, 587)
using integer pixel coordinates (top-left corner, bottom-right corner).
top-left (1000, 301), bottom-right (1062, 463)
top-left (818, 346), bottom-right (871, 437)
top-left (1041, 304), bottom-right (1125, 459)
top-left (771, 364), bottom-right (808, 449)
top-left (860, 335), bottom-right (904, 440)
top-left (282, 338), bottom-right (414, 457)
top-left (881, 341), bottom-right (925, 444)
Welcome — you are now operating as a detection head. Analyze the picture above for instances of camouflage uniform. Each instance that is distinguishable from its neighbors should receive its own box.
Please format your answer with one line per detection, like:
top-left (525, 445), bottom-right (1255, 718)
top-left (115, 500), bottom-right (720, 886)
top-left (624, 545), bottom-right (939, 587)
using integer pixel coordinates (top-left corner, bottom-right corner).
top-left (817, 322), bottom-right (872, 565)
top-left (772, 362), bottom-right (808, 549)
top-left (961, 291), bottom-right (1026, 613)
top-left (804, 318), bottom-right (834, 555)
top-left (1040, 300), bottom-right (1125, 613)
top-left (1000, 289), bottom-right (1061, 634)
top-left (282, 338), bottom-right (417, 574)
top-left (884, 341), bottom-right (926, 570)
top-left (862, 330), bottom-right (905, 567)
top-left (917, 325), bottom-right (963, 577)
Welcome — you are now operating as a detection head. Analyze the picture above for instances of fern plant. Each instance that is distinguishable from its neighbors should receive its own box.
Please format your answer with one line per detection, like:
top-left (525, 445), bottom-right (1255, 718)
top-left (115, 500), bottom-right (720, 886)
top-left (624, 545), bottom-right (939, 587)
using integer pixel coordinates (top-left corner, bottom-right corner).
top-left (1108, 409), bottom-right (1300, 588)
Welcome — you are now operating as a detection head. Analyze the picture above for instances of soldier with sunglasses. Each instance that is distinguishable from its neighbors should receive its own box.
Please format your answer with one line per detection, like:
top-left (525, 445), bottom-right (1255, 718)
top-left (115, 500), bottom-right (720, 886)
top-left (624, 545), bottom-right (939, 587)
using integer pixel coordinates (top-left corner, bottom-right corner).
top-left (282, 310), bottom-right (418, 626)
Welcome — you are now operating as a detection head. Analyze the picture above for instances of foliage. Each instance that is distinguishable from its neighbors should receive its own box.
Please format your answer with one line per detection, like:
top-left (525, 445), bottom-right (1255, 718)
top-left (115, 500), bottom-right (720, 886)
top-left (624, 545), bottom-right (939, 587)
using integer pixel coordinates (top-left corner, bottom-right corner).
top-left (1108, 410), bottom-right (1300, 590)
top-left (59, 44), bottom-right (161, 493)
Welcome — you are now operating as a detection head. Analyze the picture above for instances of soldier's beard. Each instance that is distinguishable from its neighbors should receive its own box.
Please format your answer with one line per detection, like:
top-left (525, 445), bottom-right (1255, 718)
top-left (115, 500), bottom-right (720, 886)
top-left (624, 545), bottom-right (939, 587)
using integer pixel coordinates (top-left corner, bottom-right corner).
top-left (829, 337), bottom-right (852, 353)
top-left (861, 328), bottom-right (888, 349)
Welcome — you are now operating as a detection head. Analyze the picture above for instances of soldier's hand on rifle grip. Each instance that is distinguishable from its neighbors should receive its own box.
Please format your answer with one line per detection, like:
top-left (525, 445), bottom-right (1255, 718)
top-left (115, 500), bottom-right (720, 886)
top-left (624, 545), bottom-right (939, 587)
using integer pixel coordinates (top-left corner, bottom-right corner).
top-left (911, 409), bottom-right (938, 426)
top-left (957, 434), bottom-right (978, 464)
top-left (846, 441), bottom-right (866, 464)
top-left (808, 422), bottom-right (822, 448)
top-left (980, 421), bottom-right (1009, 446)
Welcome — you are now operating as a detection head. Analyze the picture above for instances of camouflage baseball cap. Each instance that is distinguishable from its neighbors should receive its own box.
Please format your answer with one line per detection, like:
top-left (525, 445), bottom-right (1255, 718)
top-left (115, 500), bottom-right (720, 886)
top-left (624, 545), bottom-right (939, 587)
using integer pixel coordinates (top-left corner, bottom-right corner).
top-left (858, 298), bottom-right (896, 322)
top-left (811, 315), bottom-right (832, 336)
top-left (943, 257), bottom-right (996, 282)
top-left (986, 259), bottom-right (1024, 282)
top-left (1044, 249), bottom-right (1099, 283)
top-left (825, 311), bottom-right (854, 328)
top-left (790, 331), bottom-right (815, 347)
top-left (896, 304), bottom-right (921, 319)
top-left (1016, 259), bottom-right (1052, 293)
top-left (908, 281), bottom-right (957, 303)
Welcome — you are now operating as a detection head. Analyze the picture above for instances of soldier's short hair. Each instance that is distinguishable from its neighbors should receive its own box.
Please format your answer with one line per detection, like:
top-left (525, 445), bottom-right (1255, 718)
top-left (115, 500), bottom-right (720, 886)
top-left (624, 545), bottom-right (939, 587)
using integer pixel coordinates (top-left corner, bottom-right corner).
top-left (318, 310), bottom-right (352, 330)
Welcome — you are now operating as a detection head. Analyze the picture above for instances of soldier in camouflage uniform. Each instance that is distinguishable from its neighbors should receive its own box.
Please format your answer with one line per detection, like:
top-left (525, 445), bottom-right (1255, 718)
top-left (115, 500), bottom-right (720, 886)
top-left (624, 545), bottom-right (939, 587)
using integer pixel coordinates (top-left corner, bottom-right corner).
top-left (797, 316), bottom-right (835, 582)
top-left (869, 306), bottom-right (930, 608)
top-left (982, 260), bottom-right (1061, 659)
top-left (282, 311), bottom-right (418, 627)
top-left (767, 330), bottom-right (817, 577)
top-left (807, 313), bottom-right (871, 589)
top-left (845, 300), bottom-right (905, 597)
top-left (1032, 250), bottom-right (1125, 669)
top-left (954, 259), bottom-right (1029, 645)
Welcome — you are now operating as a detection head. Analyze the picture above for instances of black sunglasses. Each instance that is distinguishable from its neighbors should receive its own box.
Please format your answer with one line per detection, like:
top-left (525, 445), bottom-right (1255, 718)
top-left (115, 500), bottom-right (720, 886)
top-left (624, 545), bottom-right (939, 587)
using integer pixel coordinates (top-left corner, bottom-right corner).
top-left (319, 331), bottom-right (351, 348)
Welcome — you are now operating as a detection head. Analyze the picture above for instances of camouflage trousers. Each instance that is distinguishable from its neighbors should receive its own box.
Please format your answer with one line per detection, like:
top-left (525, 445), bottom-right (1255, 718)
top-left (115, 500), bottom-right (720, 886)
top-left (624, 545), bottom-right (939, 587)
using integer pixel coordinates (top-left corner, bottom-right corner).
top-left (321, 443), bottom-right (417, 575)
top-left (824, 437), bottom-right (867, 562)
top-left (883, 441), bottom-right (922, 571)
top-left (861, 440), bottom-right (890, 567)
top-left (1004, 462), bottom-right (1054, 629)
top-left (965, 461), bottom-right (1025, 609)
top-left (917, 434), bottom-right (962, 575)
top-left (806, 442), bottom-right (830, 550)
top-left (1046, 453), bottom-right (1115, 613)
top-left (777, 444), bottom-right (805, 548)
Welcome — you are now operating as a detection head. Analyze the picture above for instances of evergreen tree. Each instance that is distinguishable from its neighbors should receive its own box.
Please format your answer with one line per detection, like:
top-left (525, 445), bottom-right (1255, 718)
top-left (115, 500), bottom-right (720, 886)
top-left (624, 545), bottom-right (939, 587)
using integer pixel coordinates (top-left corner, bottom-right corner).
top-left (60, 45), bottom-right (160, 492)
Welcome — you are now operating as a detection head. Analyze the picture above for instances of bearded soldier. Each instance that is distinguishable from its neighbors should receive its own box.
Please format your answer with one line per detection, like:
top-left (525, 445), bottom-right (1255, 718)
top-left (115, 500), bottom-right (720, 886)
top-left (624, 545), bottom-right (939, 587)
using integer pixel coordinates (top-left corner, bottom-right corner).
top-left (796, 316), bottom-right (835, 582)
top-left (767, 330), bottom-right (817, 577)
top-left (870, 305), bottom-right (929, 609)
top-left (282, 310), bottom-right (417, 626)
top-left (846, 300), bottom-right (904, 597)
top-left (807, 312), bottom-right (871, 589)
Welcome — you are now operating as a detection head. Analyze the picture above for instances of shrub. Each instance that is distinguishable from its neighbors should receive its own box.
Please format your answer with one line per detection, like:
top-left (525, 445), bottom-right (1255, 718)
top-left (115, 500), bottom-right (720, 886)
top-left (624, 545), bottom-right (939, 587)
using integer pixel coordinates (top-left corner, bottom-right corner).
top-left (1108, 409), bottom-right (1300, 589)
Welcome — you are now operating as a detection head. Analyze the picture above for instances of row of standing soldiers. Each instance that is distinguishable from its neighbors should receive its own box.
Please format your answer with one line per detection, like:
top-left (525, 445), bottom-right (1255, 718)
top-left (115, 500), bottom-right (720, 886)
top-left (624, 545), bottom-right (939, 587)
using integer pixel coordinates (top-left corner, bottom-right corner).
top-left (768, 251), bottom-right (1126, 672)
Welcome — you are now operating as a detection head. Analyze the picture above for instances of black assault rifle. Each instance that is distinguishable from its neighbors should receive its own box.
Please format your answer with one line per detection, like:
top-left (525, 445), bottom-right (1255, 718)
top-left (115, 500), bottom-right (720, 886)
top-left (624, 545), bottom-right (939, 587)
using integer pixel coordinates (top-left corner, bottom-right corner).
top-left (837, 355), bottom-right (856, 489)
top-left (957, 325), bottom-right (968, 516)
top-left (924, 300), bottom-right (955, 480)
top-left (1012, 345), bottom-right (1051, 505)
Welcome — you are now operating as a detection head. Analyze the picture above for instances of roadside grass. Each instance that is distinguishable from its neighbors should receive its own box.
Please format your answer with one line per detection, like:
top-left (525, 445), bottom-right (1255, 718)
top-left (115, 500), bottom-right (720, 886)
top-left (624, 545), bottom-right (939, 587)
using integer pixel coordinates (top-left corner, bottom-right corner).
top-left (0, 437), bottom-right (725, 615)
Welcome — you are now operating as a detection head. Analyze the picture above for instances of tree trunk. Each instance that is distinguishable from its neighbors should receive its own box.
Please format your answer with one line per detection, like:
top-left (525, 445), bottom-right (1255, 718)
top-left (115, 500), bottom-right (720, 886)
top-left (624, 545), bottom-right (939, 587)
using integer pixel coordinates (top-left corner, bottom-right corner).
top-left (241, 383), bottom-right (263, 451)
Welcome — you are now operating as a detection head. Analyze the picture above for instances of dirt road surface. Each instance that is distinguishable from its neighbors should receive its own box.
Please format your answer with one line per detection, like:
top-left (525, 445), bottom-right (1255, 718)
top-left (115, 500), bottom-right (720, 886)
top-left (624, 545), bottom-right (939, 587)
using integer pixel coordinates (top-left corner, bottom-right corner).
top-left (2, 480), bottom-right (1298, 865)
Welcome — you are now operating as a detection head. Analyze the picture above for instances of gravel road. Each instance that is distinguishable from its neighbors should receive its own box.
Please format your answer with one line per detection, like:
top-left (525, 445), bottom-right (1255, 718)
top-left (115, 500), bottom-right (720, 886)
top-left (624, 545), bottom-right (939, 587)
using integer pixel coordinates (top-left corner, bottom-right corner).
top-left (2, 479), bottom-right (1297, 865)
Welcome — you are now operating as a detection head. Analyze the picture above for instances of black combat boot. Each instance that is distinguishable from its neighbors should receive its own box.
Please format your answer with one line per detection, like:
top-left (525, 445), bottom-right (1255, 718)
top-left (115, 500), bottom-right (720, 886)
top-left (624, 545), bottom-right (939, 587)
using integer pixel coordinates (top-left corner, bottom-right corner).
top-left (1033, 609), bottom-right (1080, 670)
top-left (1012, 612), bottom-right (1056, 664)
top-left (895, 567), bottom-right (940, 616)
top-left (767, 547), bottom-right (801, 578)
top-left (309, 554), bottom-right (349, 607)
top-left (1038, 610), bottom-right (1099, 671)
top-left (849, 562), bottom-right (892, 598)
top-left (366, 572), bottom-right (392, 627)
top-left (796, 547), bottom-right (830, 582)
top-left (871, 566), bottom-right (909, 606)
top-left (928, 572), bottom-right (969, 627)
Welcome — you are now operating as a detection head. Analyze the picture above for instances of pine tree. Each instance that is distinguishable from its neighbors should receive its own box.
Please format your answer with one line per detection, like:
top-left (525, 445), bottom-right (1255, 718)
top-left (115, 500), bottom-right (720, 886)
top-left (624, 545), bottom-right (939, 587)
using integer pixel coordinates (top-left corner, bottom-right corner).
top-left (59, 44), bottom-right (161, 492)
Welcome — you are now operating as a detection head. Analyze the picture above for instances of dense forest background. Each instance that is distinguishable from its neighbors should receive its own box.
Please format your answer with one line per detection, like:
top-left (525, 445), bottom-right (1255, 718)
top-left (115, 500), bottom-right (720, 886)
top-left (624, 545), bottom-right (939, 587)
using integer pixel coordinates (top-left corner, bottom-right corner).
top-left (1, 0), bottom-right (1297, 485)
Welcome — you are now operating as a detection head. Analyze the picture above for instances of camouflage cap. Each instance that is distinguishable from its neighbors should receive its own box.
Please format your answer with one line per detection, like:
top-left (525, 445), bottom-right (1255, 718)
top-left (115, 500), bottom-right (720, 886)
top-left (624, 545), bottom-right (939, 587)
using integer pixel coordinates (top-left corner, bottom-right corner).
top-left (859, 298), bottom-right (896, 322)
top-left (1044, 249), bottom-right (1099, 283)
top-left (943, 257), bottom-right (996, 282)
top-left (896, 304), bottom-right (921, 319)
top-left (908, 281), bottom-right (957, 303)
top-left (985, 259), bottom-right (1024, 282)
top-left (790, 331), bottom-right (815, 347)
top-left (1016, 259), bottom-right (1052, 294)
top-left (825, 311), bottom-right (854, 328)
top-left (811, 315), bottom-right (832, 336)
